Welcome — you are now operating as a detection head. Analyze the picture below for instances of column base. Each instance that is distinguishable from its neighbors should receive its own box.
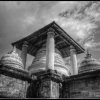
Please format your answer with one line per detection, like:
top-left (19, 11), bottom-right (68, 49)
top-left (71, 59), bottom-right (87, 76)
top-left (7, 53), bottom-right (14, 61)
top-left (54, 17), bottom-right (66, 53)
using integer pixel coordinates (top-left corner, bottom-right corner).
top-left (26, 69), bottom-right (63, 98)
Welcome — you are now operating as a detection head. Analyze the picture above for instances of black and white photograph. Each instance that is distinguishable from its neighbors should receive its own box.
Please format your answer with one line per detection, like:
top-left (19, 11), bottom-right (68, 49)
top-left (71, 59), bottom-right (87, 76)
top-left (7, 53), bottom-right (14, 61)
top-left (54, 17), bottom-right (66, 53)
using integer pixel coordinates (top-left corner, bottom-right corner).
top-left (0, 1), bottom-right (100, 98)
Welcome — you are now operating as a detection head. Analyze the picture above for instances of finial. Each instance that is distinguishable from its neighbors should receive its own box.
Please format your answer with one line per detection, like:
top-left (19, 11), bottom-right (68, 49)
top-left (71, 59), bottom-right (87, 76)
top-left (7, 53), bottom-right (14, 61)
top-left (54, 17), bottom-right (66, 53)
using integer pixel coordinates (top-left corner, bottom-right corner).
top-left (85, 49), bottom-right (91, 58)
top-left (8, 45), bottom-right (16, 54)
top-left (13, 45), bottom-right (16, 53)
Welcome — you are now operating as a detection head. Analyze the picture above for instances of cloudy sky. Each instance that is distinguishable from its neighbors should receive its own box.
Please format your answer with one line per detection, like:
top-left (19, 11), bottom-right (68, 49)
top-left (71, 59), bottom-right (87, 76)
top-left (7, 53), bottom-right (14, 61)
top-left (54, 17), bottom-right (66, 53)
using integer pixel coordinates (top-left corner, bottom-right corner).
top-left (0, 1), bottom-right (100, 67)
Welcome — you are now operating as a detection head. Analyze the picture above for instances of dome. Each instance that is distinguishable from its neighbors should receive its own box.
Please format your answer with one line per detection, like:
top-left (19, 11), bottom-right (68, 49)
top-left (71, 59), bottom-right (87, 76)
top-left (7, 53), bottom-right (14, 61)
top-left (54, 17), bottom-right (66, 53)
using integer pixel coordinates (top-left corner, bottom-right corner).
top-left (0, 46), bottom-right (24, 70)
top-left (78, 51), bottom-right (100, 74)
top-left (0, 47), bottom-right (25, 98)
top-left (28, 46), bottom-right (70, 76)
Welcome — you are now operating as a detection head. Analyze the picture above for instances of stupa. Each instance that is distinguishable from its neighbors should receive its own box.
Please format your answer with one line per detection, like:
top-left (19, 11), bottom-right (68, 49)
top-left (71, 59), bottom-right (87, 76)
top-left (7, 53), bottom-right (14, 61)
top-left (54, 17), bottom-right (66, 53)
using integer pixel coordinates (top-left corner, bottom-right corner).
top-left (79, 50), bottom-right (100, 74)
top-left (28, 45), bottom-right (70, 76)
top-left (0, 46), bottom-right (25, 98)
top-left (0, 46), bottom-right (23, 70)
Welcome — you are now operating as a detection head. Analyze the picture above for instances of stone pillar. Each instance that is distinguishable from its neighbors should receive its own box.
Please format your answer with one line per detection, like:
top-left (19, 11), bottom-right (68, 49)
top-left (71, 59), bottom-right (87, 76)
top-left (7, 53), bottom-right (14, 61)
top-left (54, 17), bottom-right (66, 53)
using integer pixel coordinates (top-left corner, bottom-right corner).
top-left (21, 41), bottom-right (28, 98)
top-left (70, 45), bottom-right (78, 75)
top-left (21, 41), bottom-right (28, 70)
top-left (46, 29), bottom-right (55, 70)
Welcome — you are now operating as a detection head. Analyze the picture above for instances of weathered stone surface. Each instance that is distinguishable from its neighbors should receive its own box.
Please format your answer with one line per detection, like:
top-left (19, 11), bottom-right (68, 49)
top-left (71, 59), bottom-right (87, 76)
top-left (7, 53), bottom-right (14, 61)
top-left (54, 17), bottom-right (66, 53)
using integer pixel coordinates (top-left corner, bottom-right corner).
top-left (38, 80), bottom-right (50, 98)
top-left (26, 70), bottom-right (62, 98)
top-left (0, 75), bottom-right (26, 98)
top-left (62, 76), bottom-right (100, 98)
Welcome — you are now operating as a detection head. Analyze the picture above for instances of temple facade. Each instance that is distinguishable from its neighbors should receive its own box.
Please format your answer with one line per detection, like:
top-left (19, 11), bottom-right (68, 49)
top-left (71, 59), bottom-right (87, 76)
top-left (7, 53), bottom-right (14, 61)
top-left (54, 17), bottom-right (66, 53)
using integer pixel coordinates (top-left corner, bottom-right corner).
top-left (0, 21), bottom-right (100, 98)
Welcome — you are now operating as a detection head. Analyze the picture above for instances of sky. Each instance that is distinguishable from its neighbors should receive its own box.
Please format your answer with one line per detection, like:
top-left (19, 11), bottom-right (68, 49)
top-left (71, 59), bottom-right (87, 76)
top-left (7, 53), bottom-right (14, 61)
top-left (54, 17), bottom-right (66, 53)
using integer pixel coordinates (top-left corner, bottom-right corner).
top-left (0, 1), bottom-right (100, 68)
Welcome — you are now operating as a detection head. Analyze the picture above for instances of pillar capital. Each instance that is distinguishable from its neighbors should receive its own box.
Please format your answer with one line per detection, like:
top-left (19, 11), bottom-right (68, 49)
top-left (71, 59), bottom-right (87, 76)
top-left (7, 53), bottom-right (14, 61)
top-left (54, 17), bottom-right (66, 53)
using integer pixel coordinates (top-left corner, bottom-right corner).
top-left (70, 45), bottom-right (76, 54)
top-left (47, 28), bottom-right (55, 37)
top-left (48, 27), bottom-right (55, 32)
top-left (23, 41), bottom-right (28, 47)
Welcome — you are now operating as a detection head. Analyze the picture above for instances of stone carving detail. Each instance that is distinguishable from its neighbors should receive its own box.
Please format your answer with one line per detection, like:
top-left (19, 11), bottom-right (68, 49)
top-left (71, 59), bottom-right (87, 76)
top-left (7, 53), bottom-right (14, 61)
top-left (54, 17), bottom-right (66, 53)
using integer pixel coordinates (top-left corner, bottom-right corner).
top-left (38, 80), bottom-right (50, 98)
top-left (37, 79), bottom-right (60, 98)
top-left (51, 81), bottom-right (59, 98)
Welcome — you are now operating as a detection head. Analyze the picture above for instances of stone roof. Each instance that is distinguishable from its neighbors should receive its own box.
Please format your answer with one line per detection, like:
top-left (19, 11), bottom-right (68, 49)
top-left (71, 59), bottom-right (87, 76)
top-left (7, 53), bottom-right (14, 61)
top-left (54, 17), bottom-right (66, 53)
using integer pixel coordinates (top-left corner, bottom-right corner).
top-left (12, 21), bottom-right (85, 58)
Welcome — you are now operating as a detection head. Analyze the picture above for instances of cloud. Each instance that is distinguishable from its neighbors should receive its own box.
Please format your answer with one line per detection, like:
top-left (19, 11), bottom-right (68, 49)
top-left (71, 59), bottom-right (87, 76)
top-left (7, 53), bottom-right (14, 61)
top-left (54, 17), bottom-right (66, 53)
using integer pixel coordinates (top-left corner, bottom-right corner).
top-left (0, 1), bottom-right (59, 67)
top-left (0, 1), bottom-right (100, 67)
top-left (59, 1), bottom-right (100, 50)
top-left (84, 41), bottom-right (100, 51)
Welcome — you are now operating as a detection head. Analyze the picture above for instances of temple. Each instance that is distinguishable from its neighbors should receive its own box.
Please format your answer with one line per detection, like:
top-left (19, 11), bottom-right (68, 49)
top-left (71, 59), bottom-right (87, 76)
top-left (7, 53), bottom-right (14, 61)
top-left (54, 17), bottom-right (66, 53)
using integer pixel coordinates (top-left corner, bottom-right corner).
top-left (0, 21), bottom-right (100, 98)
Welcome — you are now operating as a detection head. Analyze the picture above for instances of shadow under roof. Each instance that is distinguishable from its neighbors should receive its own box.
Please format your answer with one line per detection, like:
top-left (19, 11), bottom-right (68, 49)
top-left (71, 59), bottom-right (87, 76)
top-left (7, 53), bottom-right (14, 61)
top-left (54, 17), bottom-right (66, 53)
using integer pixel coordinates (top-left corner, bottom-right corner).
top-left (12, 21), bottom-right (85, 57)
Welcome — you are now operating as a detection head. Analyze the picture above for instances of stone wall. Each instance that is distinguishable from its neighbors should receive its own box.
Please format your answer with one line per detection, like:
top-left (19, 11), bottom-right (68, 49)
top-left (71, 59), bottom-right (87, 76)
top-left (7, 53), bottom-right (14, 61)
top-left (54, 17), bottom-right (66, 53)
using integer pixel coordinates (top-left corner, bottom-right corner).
top-left (26, 79), bottom-right (60, 98)
top-left (0, 74), bottom-right (26, 98)
top-left (62, 75), bottom-right (100, 98)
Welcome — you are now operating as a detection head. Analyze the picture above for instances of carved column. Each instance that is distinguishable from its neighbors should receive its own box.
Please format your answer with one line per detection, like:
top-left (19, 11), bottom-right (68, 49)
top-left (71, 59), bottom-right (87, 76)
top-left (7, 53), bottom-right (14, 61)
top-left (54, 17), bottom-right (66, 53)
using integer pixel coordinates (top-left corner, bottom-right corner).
top-left (46, 29), bottom-right (55, 70)
top-left (70, 45), bottom-right (78, 75)
top-left (21, 41), bottom-right (29, 98)
top-left (45, 29), bottom-right (60, 98)
top-left (21, 41), bottom-right (28, 70)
